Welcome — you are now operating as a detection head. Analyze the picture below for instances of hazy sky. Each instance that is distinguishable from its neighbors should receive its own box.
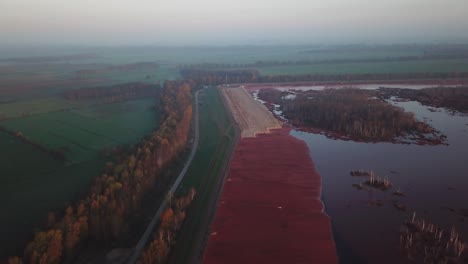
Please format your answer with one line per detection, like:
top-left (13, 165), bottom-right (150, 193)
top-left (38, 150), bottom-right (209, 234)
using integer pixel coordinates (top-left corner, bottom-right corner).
top-left (1, 0), bottom-right (467, 45)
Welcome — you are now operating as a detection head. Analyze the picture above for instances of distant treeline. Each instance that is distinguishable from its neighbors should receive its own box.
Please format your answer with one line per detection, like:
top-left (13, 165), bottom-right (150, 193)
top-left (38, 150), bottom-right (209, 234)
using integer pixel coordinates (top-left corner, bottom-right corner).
top-left (379, 86), bottom-right (468, 113)
top-left (299, 44), bottom-right (468, 54)
top-left (63, 82), bottom-right (160, 103)
top-left (180, 68), bottom-right (260, 85)
top-left (257, 72), bottom-right (468, 83)
top-left (75, 62), bottom-right (159, 78)
top-left (0, 54), bottom-right (97, 63)
top-left (137, 188), bottom-right (196, 264)
top-left (258, 89), bottom-right (441, 143)
top-left (8, 80), bottom-right (193, 264)
top-left (180, 68), bottom-right (468, 85)
top-left (178, 54), bottom-right (468, 70)
top-left (0, 127), bottom-right (66, 162)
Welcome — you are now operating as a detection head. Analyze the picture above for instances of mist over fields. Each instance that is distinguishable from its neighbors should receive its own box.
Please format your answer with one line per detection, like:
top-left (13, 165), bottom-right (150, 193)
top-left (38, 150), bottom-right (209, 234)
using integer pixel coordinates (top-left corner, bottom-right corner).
top-left (1, 0), bottom-right (468, 46)
top-left (1, 1), bottom-right (468, 264)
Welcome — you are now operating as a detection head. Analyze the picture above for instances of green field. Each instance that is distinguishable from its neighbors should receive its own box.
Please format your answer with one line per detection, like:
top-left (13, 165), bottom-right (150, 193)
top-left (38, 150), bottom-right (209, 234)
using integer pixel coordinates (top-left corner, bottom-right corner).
top-left (256, 58), bottom-right (468, 76)
top-left (0, 130), bottom-right (106, 256)
top-left (169, 87), bottom-right (236, 264)
top-left (0, 97), bottom-right (78, 119)
top-left (1, 98), bottom-right (158, 163)
top-left (21, 45), bottom-right (421, 64)
top-left (0, 53), bottom-right (173, 258)
top-left (0, 63), bottom-right (179, 100)
top-left (0, 97), bottom-right (159, 257)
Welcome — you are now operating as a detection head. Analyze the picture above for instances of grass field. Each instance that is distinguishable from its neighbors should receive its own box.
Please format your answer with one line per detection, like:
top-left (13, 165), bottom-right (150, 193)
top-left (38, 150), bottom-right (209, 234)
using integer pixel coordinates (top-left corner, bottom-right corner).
top-left (0, 130), bottom-right (106, 256)
top-left (256, 59), bottom-right (468, 76)
top-left (0, 97), bottom-right (159, 257)
top-left (0, 97), bottom-right (79, 119)
top-left (60, 45), bottom-right (423, 65)
top-left (0, 63), bottom-right (179, 100)
top-left (169, 87), bottom-right (236, 264)
top-left (0, 54), bottom-right (171, 258)
top-left (1, 98), bottom-right (158, 163)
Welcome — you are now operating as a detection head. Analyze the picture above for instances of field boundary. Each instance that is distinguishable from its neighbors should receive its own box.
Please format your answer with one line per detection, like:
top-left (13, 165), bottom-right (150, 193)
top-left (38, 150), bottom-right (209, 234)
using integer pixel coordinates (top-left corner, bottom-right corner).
top-left (164, 86), bottom-right (239, 264)
top-left (188, 86), bottom-right (240, 264)
top-left (126, 88), bottom-right (203, 264)
top-left (237, 77), bottom-right (468, 88)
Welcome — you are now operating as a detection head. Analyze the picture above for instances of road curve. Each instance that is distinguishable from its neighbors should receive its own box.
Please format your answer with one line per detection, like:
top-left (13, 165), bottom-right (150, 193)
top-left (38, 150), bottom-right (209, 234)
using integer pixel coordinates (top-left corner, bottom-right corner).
top-left (127, 88), bottom-right (202, 264)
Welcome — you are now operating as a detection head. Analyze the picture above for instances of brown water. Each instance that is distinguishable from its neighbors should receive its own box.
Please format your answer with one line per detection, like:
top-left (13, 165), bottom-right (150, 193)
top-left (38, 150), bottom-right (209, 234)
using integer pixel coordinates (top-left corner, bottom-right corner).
top-left (291, 101), bottom-right (468, 263)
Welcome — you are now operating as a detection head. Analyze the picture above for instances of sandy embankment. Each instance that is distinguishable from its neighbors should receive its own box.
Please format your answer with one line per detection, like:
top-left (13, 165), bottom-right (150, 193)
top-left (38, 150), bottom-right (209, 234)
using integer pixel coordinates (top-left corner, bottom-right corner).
top-left (220, 86), bottom-right (281, 138)
top-left (203, 87), bottom-right (338, 264)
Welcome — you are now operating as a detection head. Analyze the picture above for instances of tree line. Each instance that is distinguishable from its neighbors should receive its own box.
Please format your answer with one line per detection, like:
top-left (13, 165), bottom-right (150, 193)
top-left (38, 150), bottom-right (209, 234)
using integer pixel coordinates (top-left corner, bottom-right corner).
top-left (179, 68), bottom-right (468, 85)
top-left (0, 54), bottom-right (97, 63)
top-left (8, 80), bottom-right (193, 264)
top-left (137, 188), bottom-right (196, 264)
top-left (63, 82), bottom-right (160, 103)
top-left (178, 54), bottom-right (468, 70)
top-left (379, 86), bottom-right (468, 113)
top-left (0, 127), bottom-right (67, 162)
top-left (179, 69), bottom-right (260, 85)
top-left (257, 72), bottom-right (468, 83)
top-left (75, 62), bottom-right (159, 79)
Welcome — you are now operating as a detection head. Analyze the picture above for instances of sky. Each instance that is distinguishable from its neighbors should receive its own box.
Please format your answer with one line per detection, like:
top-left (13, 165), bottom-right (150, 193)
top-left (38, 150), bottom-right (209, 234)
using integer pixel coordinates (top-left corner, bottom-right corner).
top-left (1, 0), bottom-right (468, 46)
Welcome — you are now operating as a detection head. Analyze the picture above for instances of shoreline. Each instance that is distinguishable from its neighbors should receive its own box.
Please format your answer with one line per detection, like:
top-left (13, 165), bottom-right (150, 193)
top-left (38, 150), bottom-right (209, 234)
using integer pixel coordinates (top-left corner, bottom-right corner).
top-left (243, 78), bottom-right (468, 91)
top-left (254, 90), bottom-right (448, 146)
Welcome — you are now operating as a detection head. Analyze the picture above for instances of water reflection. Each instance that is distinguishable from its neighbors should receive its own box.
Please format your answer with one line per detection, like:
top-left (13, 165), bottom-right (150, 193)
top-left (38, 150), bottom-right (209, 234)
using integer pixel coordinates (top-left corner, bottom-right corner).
top-left (292, 101), bottom-right (468, 263)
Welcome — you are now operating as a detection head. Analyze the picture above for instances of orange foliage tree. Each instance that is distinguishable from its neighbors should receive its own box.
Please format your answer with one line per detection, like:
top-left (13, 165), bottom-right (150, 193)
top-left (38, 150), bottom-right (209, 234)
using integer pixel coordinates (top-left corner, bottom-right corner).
top-left (8, 81), bottom-right (194, 264)
top-left (137, 188), bottom-right (196, 264)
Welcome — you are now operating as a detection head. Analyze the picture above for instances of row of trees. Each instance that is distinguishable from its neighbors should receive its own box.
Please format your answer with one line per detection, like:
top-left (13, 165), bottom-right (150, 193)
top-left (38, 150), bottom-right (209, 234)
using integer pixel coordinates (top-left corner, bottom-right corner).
top-left (0, 54), bottom-right (97, 63)
top-left (379, 86), bottom-right (468, 113)
top-left (179, 69), bottom-right (260, 85)
top-left (178, 54), bottom-right (468, 70)
top-left (63, 82), bottom-right (160, 103)
top-left (179, 68), bottom-right (468, 85)
top-left (75, 62), bottom-right (159, 78)
top-left (137, 188), bottom-right (196, 264)
top-left (256, 72), bottom-right (468, 83)
top-left (0, 127), bottom-right (66, 161)
top-left (258, 89), bottom-right (436, 141)
top-left (8, 81), bottom-right (193, 264)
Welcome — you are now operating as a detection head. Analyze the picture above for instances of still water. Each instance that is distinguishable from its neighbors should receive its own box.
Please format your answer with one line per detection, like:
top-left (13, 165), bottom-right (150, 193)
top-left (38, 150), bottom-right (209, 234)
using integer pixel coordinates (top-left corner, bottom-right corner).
top-left (292, 101), bottom-right (468, 263)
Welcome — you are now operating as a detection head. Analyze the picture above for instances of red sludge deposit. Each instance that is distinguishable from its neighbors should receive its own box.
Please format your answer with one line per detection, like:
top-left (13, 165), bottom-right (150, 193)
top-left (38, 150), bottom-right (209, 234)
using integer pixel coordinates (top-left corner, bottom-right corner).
top-left (203, 127), bottom-right (338, 264)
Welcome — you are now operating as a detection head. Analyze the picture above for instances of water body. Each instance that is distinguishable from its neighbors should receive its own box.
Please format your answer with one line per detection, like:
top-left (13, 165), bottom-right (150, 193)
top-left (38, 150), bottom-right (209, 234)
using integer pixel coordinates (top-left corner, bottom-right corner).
top-left (292, 101), bottom-right (468, 263)
top-left (271, 83), bottom-right (462, 91)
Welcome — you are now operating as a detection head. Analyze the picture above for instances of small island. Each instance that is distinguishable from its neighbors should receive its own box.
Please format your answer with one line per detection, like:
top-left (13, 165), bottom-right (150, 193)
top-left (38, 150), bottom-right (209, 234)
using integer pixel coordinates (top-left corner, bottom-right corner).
top-left (258, 88), bottom-right (447, 145)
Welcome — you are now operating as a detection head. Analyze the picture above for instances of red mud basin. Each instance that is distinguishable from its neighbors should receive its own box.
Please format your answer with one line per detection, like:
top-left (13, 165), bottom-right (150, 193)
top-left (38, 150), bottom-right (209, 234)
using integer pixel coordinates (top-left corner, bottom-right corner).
top-left (203, 127), bottom-right (338, 264)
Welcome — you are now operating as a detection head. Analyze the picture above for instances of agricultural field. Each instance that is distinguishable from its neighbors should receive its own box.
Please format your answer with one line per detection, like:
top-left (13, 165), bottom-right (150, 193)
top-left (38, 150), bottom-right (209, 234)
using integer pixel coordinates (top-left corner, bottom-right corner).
top-left (0, 97), bottom-right (159, 257)
top-left (1, 99), bottom-right (158, 163)
top-left (0, 55), bottom-right (166, 258)
top-left (169, 87), bottom-right (236, 264)
top-left (0, 62), bottom-right (179, 100)
top-left (256, 58), bottom-right (468, 76)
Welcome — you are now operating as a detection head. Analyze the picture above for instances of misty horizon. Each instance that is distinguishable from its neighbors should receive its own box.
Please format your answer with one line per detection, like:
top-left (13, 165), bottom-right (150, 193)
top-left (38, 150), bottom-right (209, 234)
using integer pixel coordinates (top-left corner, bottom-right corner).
top-left (1, 1), bottom-right (468, 263)
top-left (1, 0), bottom-right (468, 46)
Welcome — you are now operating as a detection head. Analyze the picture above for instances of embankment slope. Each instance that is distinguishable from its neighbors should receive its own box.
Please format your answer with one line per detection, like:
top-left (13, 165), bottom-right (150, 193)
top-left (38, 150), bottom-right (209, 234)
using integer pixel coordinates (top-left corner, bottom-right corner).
top-left (203, 87), bottom-right (337, 264)
top-left (220, 86), bottom-right (281, 138)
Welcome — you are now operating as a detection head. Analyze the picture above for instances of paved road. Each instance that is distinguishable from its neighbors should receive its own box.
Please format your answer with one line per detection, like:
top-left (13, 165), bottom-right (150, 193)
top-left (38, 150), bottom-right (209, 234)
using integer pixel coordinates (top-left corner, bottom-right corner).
top-left (126, 88), bottom-right (202, 264)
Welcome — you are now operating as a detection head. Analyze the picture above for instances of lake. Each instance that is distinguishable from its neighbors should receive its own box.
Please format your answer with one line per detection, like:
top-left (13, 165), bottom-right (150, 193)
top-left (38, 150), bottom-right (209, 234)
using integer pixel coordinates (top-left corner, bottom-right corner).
top-left (292, 99), bottom-right (468, 263)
